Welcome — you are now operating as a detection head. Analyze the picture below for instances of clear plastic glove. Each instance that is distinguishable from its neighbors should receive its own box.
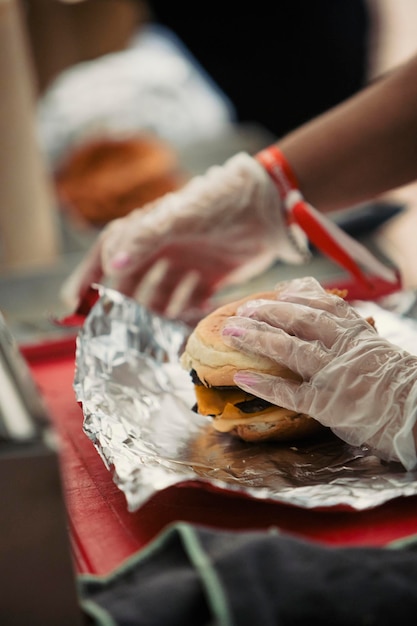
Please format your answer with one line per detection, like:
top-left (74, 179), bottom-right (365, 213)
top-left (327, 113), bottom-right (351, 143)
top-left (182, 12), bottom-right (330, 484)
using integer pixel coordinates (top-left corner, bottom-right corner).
top-left (61, 153), bottom-right (308, 321)
top-left (222, 276), bottom-right (417, 470)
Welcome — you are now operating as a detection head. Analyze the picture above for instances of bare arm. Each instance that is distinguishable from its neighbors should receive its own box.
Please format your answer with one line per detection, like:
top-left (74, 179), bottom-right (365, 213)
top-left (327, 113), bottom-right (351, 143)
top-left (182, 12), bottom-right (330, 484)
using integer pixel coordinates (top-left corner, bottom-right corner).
top-left (278, 52), bottom-right (417, 212)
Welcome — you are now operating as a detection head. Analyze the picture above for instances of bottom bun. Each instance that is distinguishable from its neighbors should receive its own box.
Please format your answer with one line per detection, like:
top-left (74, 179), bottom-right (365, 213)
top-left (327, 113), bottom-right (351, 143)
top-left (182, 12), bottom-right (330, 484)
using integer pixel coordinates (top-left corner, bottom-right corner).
top-left (213, 408), bottom-right (325, 443)
top-left (231, 415), bottom-right (325, 443)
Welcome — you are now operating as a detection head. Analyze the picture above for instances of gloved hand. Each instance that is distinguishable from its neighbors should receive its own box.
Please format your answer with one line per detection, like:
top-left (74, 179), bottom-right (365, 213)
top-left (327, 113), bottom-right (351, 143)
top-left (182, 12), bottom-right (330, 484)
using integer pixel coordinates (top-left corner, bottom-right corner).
top-left (222, 276), bottom-right (417, 470)
top-left (61, 153), bottom-right (308, 321)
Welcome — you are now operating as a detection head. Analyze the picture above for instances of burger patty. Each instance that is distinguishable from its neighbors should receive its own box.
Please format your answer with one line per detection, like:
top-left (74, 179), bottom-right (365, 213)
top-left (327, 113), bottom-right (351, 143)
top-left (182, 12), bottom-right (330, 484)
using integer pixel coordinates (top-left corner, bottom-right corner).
top-left (234, 397), bottom-right (273, 413)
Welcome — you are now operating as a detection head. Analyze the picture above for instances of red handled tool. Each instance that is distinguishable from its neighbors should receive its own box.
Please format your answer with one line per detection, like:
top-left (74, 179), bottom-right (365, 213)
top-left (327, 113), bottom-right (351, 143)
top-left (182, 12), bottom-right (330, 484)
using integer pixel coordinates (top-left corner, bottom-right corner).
top-left (257, 146), bottom-right (400, 294)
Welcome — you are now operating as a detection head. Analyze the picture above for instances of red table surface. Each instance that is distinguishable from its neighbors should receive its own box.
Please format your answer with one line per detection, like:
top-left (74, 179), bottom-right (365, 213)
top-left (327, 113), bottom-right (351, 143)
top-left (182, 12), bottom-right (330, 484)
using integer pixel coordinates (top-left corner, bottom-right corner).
top-left (24, 336), bottom-right (417, 577)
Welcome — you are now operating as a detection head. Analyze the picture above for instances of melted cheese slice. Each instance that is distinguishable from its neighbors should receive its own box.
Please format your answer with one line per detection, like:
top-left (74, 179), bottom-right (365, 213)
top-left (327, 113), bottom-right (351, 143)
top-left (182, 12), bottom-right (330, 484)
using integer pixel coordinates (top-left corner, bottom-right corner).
top-left (194, 384), bottom-right (288, 432)
top-left (213, 406), bottom-right (297, 432)
top-left (194, 384), bottom-right (254, 416)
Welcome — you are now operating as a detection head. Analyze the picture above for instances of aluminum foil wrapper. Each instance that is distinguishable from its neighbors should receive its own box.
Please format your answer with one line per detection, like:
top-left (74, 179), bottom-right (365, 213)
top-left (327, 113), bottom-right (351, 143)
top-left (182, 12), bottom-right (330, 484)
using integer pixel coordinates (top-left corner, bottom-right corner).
top-left (74, 287), bottom-right (417, 512)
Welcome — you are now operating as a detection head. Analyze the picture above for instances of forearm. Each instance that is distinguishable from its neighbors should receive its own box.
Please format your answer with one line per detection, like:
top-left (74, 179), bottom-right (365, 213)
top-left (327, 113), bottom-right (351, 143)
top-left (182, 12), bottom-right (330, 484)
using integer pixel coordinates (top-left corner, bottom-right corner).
top-left (278, 53), bottom-right (417, 212)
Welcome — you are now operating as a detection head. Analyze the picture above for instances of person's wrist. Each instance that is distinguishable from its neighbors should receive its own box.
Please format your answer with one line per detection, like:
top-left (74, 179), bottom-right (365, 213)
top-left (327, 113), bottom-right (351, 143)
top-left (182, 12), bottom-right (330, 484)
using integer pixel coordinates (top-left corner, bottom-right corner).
top-left (255, 146), bottom-right (311, 261)
top-left (255, 145), bottom-right (299, 200)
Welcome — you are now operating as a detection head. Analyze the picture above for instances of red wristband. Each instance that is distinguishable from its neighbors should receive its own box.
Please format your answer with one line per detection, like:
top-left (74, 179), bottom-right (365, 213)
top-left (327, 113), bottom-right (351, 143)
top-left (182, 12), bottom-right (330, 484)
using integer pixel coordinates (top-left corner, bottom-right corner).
top-left (255, 146), bottom-right (299, 199)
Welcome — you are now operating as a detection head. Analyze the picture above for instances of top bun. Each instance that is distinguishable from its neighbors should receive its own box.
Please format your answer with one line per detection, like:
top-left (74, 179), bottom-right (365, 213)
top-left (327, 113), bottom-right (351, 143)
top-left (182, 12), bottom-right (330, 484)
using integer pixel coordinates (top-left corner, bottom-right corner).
top-left (180, 289), bottom-right (301, 387)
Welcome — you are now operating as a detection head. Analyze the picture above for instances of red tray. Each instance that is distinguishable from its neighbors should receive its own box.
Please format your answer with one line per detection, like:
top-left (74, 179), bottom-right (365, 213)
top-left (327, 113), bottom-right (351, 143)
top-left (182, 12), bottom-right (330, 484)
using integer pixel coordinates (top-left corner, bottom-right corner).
top-left (23, 334), bottom-right (417, 577)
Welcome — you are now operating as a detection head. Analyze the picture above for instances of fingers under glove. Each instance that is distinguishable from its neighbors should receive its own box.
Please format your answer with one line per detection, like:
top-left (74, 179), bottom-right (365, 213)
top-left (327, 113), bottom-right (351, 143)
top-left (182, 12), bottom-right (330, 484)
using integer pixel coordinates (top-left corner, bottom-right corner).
top-left (235, 299), bottom-right (374, 349)
top-left (233, 370), bottom-right (311, 416)
top-left (272, 276), bottom-right (355, 316)
top-left (133, 264), bottom-right (203, 320)
top-left (223, 316), bottom-right (328, 378)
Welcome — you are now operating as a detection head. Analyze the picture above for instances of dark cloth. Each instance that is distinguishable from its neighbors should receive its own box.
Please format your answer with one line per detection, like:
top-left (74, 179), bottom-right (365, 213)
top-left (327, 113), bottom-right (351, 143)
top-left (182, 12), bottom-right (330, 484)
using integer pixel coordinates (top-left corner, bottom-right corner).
top-left (148, 0), bottom-right (371, 138)
top-left (79, 522), bottom-right (417, 626)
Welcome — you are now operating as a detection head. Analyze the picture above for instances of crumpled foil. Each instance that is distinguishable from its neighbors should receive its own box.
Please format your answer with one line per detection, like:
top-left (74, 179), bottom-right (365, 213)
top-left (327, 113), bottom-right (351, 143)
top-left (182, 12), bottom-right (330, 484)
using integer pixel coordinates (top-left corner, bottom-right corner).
top-left (74, 286), bottom-right (417, 512)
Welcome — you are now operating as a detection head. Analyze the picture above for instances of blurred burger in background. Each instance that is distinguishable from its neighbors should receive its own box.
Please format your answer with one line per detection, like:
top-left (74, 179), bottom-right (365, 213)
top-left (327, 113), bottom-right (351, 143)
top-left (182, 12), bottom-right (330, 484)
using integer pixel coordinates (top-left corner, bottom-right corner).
top-left (54, 133), bottom-right (188, 228)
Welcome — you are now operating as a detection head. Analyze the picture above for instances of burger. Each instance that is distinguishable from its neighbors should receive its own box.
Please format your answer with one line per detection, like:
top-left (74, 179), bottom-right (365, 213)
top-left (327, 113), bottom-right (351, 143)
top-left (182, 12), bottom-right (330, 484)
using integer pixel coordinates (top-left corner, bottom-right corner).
top-left (55, 134), bottom-right (188, 227)
top-left (180, 288), bottom-right (334, 443)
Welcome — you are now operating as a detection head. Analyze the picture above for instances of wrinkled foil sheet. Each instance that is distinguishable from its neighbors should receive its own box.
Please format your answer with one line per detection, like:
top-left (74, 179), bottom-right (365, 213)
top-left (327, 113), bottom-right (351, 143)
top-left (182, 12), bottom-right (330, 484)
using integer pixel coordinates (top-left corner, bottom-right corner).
top-left (74, 287), bottom-right (417, 512)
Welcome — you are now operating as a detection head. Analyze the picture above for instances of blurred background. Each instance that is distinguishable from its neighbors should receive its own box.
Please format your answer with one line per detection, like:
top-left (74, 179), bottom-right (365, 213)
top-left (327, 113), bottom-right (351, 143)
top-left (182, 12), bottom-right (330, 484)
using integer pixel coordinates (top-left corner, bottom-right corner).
top-left (3, 5), bottom-right (417, 622)
top-left (1, 0), bottom-right (417, 342)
